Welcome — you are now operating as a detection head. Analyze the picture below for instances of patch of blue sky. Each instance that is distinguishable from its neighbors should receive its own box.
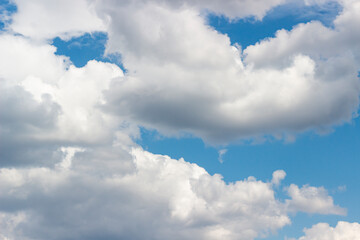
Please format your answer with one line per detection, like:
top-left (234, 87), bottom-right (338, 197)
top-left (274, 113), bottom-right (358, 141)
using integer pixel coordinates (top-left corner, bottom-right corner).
top-left (0, 0), bottom-right (16, 31)
top-left (0, 1), bottom-right (123, 70)
top-left (207, 1), bottom-right (342, 49)
top-left (138, 118), bottom-right (360, 191)
top-left (52, 32), bottom-right (126, 70)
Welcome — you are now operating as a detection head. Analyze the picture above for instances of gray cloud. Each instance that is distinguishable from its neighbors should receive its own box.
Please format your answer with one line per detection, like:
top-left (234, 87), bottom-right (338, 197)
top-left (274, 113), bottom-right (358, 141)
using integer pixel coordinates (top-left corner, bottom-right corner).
top-left (0, 81), bottom-right (62, 166)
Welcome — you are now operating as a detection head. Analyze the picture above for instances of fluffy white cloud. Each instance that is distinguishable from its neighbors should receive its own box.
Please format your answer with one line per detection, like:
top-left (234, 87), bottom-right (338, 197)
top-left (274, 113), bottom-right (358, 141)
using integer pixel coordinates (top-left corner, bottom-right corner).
top-left (96, 0), bottom-right (360, 143)
top-left (0, 147), bottom-right (278, 240)
top-left (297, 221), bottom-right (360, 240)
top-left (286, 184), bottom-right (346, 215)
top-left (0, 1), bottom-right (359, 239)
top-left (0, 144), bottom-right (347, 240)
top-left (10, 0), bottom-right (287, 41)
top-left (0, 34), bottom-right (68, 83)
top-left (0, 34), bottom-right (123, 141)
top-left (272, 170), bottom-right (286, 186)
top-left (244, 0), bottom-right (360, 68)
top-left (0, 34), bottom-right (124, 166)
top-left (9, 0), bottom-right (106, 40)
top-left (5, 0), bottom-right (360, 143)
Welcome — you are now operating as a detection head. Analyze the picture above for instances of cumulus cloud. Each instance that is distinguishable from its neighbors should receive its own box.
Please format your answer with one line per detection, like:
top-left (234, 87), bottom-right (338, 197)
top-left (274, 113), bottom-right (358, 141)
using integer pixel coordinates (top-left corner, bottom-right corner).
top-left (0, 147), bottom-right (282, 240)
top-left (0, 145), bottom-right (347, 240)
top-left (0, 1), bottom-right (359, 239)
top-left (297, 221), bottom-right (360, 240)
top-left (244, 1), bottom-right (360, 69)
top-left (285, 184), bottom-right (346, 215)
top-left (271, 170), bottom-right (286, 186)
top-left (9, 0), bottom-right (106, 40)
top-left (11, 0), bottom-right (287, 40)
top-left (0, 34), bottom-right (124, 166)
top-left (95, 0), bottom-right (360, 143)
top-left (5, 0), bottom-right (360, 143)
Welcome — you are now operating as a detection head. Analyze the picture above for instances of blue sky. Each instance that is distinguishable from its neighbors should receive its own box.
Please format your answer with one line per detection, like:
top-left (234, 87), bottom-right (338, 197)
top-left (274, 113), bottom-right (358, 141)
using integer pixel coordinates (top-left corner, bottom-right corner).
top-left (1, 0), bottom-right (360, 240)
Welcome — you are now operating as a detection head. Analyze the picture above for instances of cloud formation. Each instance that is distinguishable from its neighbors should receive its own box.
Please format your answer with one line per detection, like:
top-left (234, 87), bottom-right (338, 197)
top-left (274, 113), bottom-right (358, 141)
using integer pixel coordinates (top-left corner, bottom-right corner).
top-left (99, 0), bottom-right (360, 142)
top-left (297, 221), bottom-right (360, 240)
top-left (1, 0), bottom-right (359, 239)
top-left (0, 34), bottom-right (124, 165)
top-left (8, 0), bottom-right (360, 142)
top-left (0, 146), bottom-right (346, 240)
top-left (9, 0), bottom-right (105, 40)
top-left (286, 184), bottom-right (346, 215)
top-left (0, 34), bottom-right (348, 239)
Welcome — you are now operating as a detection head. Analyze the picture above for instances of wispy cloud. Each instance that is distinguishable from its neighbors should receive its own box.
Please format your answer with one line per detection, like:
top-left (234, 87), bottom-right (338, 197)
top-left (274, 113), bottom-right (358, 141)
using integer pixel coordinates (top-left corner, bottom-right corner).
top-left (218, 149), bottom-right (227, 163)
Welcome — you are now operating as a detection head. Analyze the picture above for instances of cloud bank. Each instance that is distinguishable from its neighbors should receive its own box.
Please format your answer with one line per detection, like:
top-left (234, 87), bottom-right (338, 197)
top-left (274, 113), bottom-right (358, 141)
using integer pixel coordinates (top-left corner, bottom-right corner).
top-left (0, 32), bottom-right (350, 239)
top-left (7, 0), bottom-right (360, 142)
top-left (0, 146), bottom-right (346, 240)
top-left (1, 0), bottom-right (359, 239)
top-left (101, 0), bottom-right (360, 142)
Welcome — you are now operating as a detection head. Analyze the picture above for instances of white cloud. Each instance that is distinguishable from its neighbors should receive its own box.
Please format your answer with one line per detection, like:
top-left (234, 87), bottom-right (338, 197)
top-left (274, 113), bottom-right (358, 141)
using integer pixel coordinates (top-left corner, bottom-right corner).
top-left (0, 146), bottom-right (289, 240)
top-left (286, 184), bottom-right (346, 215)
top-left (10, 0), bottom-right (106, 40)
top-left (10, 0), bottom-right (288, 41)
top-left (0, 34), bottom-right (124, 166)
top-left (272, 170), bottom-right (286, 186)
top-left (0, 34), bottom-right (68, 83)
top-left (97, 0), bottom-right (360, 143)
top-left (0, 34), bottom-right (123, 142)
top-left (0, 1), bottom-right (358, 239)
top-left (218, 149), bottom-right (227, 163)
top-left (0, 143), bottom-right (348, 240)
top-left (4, 0), bottom-right (360, 143)
top-left (0, 33), bottom-right (288, 239)
top-left (298, 221), bottom-right (360, 240)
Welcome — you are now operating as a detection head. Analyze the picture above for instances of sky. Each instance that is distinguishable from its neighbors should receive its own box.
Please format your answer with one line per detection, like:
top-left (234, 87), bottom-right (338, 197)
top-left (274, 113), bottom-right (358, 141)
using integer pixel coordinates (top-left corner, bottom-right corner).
top-left (0, 0), bottom-right (360, 240)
